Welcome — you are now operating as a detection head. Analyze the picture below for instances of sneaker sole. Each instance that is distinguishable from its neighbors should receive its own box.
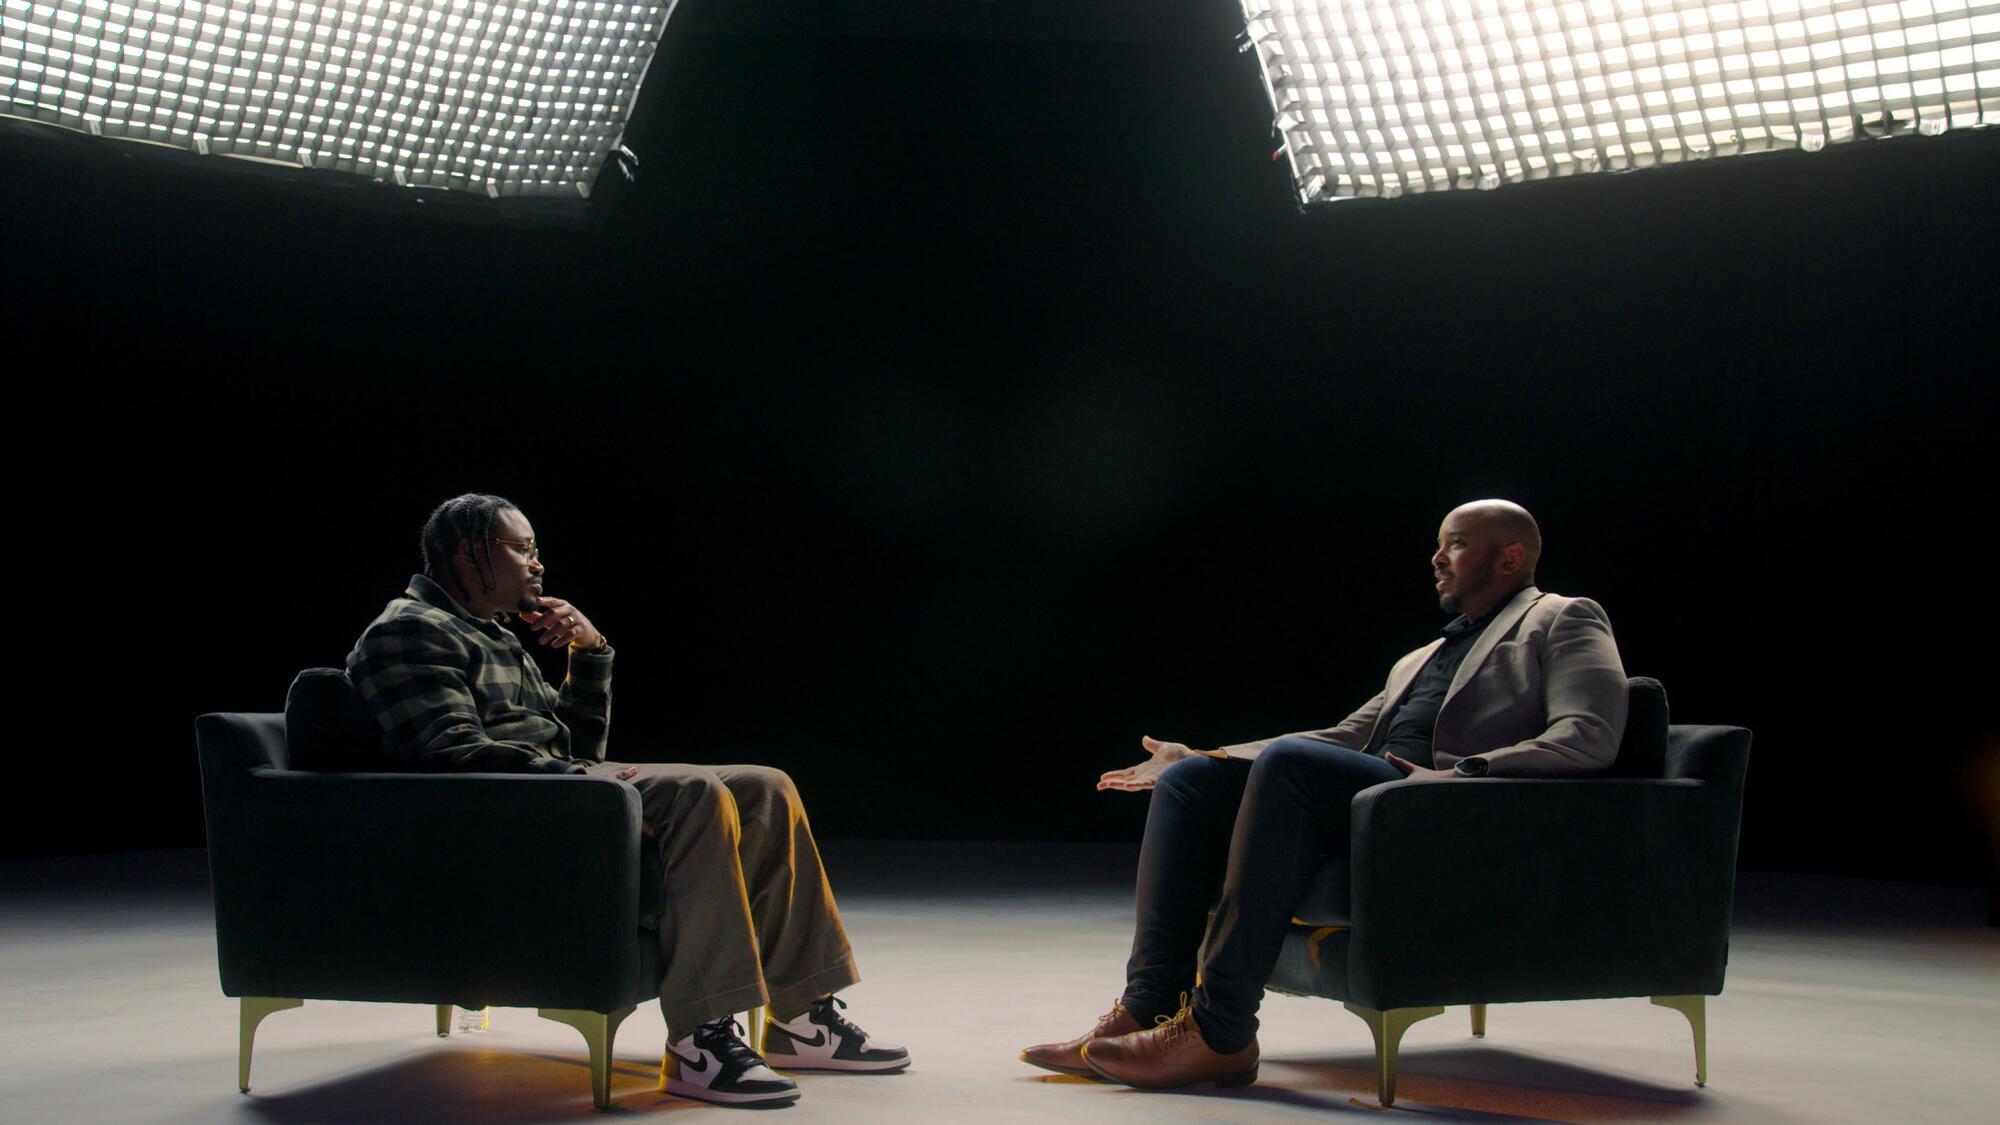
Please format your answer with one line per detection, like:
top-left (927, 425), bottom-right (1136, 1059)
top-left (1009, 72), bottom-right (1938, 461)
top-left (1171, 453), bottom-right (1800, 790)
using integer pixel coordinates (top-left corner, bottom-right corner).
top-left (662, 1078), bottom-right (801, 1105)
top-left (764, 1054), bottom-right (912, 1074)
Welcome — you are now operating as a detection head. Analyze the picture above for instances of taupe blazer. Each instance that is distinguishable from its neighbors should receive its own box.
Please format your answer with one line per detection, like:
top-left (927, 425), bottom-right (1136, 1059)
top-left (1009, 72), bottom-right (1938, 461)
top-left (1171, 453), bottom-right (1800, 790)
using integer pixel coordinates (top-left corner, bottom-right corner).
top-left (1219, 587), bottom-right (1628, 777)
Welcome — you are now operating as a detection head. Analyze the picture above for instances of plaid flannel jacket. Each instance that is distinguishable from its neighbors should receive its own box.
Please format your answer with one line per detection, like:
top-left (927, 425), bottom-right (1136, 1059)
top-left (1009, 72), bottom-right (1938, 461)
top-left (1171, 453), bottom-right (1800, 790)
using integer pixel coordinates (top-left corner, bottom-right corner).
top-left (346, 574), bottom-right (613, 772)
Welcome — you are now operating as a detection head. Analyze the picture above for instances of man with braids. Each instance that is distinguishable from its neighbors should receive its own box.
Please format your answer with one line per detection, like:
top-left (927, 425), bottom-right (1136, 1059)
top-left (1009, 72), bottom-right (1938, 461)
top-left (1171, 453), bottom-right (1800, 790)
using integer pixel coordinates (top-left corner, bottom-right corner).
top-left (348, 494), bottom-right (908, 1107)
top-left (1021, 499), bottom-right (1628, 1090)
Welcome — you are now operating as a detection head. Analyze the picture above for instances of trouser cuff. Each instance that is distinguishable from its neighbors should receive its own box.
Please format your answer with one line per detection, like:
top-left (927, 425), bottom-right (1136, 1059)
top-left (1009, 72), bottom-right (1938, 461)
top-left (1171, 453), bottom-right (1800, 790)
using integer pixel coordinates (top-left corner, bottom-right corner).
top-left (663, 979), bottom-right (770, 1042)
top-left (1191, 991), bottom-right (1256, 1054)
top-left (1119, 985), bottom-right (1187, 1025)
top-left (765, 954), bottom-right (861, 1023)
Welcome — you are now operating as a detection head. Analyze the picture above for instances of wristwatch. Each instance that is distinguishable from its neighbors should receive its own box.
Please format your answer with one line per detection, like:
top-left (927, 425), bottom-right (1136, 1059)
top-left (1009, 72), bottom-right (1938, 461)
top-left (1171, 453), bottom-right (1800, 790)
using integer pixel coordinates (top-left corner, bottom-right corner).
top-left (1453, 757), bottom-right (1490, 778)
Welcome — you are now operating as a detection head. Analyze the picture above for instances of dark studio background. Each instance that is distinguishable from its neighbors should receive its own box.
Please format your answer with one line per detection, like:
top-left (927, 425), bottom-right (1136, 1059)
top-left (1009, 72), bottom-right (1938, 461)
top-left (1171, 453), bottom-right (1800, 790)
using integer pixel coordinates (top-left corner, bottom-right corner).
top-left (4, 1), bottom-right (1996, 891)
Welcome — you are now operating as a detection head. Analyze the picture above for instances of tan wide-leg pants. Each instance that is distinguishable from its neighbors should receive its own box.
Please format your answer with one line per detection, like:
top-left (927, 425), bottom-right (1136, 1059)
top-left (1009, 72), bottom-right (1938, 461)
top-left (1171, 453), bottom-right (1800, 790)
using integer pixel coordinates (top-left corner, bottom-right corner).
top-left (586, 762), bottom-right (859, 1038)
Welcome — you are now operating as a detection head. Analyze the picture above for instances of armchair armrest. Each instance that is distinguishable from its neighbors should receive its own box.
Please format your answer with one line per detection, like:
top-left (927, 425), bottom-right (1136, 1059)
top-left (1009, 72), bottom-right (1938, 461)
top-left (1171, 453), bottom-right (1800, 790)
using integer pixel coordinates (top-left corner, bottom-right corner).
top-left (1342, 776), bottom-right (1739, 1010)
top-left (206, 768), bottom-right (645, 1011)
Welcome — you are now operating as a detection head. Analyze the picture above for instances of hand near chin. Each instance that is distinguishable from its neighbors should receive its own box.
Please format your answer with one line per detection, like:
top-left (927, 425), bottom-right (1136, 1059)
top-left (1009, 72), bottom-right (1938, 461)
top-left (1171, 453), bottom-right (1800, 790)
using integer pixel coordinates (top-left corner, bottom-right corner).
top-left (1097, 735), bottom-right (1198, 793)
top-left (522, 595), bottom-right (604, 650)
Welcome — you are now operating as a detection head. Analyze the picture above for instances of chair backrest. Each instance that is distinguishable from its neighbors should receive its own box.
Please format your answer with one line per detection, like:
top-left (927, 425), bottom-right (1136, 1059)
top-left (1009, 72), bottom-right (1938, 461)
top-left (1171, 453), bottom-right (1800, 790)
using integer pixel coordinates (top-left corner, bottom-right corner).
top-left (1606, 675), bottom-right (1670, 778)
top-left (283, 668), bottom-right (391, 771)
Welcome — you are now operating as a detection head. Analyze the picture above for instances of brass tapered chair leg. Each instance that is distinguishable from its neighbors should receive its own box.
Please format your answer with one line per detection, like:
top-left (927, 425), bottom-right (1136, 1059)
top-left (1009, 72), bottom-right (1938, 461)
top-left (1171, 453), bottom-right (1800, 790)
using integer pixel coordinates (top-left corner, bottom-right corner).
top-left (747, 1006), bottom-right (767, 1054)
top-left (1651, 995), bottom-right (1708, 1087)
top-left (1470, 1003), bottom-right (1487, 1037)
top-left (1344, 1003), bottom-right (1444, 1106)
top-left (436, 1004), bottom-right (453, 1037)
top-left (540, 1006), bottom-right (637, 1111)
top-left (238, 997), bottom-right (303, 1093)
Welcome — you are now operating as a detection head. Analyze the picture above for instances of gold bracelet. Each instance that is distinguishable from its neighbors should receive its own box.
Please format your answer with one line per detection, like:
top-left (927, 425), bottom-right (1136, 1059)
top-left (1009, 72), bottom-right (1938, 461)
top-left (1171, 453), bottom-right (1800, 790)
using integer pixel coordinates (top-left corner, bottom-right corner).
top-left (569, 635), bottom-right (610, 654)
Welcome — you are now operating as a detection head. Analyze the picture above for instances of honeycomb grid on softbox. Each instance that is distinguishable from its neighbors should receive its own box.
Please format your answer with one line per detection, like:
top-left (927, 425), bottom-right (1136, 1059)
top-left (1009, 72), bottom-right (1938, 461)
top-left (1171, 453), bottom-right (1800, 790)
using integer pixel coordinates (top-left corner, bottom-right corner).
top-left (1241, 0), bottom-right (2000, 202)
top-left (0, 0), bottom-right (681, 198)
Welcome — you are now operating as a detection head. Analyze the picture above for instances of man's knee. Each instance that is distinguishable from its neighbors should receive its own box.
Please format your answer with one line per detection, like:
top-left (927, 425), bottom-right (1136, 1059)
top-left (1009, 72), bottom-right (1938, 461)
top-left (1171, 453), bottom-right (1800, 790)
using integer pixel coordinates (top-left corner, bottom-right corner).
top-left (632, 763), bottom-right (734, 815)
top-left (1157, 753), bottom-right (1233, 799)
top-left (718, 764), bottom-right (801, 811)
top-left (1252, 736), bottom-right (1341, 778)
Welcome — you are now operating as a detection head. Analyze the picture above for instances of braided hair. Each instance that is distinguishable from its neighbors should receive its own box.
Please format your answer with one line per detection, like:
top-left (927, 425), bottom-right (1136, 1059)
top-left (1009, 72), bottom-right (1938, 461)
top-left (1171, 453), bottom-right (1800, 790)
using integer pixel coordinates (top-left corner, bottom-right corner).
top-left (420, 493), bottom-right (520, 604)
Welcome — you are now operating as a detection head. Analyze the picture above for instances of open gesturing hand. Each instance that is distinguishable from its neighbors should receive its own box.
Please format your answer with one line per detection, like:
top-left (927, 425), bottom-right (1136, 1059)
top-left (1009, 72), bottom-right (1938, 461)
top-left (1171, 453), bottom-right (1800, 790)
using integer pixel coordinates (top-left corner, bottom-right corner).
top-left (1096, 735), bottom-right (1199, 793)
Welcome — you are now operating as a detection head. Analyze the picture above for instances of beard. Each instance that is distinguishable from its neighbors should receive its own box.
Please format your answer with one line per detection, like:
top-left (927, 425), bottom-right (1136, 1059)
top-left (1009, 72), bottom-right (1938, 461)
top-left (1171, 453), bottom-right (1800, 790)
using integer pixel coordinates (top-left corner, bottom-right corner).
top-left (1438, 547), bottom-right (1498, 613)
top-left (515, 581), bottom-right (544, 616)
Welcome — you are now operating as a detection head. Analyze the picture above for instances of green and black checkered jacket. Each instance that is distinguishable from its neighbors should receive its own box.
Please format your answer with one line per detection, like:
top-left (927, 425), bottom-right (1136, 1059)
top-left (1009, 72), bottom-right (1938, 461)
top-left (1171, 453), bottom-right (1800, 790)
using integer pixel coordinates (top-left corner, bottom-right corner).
top-left (346, 574), bottom-right (613, 773)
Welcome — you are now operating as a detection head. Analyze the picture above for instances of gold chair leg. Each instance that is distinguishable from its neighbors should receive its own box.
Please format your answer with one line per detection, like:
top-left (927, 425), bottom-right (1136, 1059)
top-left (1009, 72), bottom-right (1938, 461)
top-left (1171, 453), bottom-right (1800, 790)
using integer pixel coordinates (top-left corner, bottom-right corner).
top-left (1344, 1003), bottom-right (1444, 1106)
top-left (1651, 995), bottom-right (1708, 1087)
top-left (747, 1006), bottom-right (767, 1054)
top-left (539, 1006), bottom-right (637, 1111)
top-left (238, 997), bottom-right (303, 1093)
top-left (436, 1004), bottom-right (453, 1037)
top-left (1470, 1003), bottom-right (1487, 1038)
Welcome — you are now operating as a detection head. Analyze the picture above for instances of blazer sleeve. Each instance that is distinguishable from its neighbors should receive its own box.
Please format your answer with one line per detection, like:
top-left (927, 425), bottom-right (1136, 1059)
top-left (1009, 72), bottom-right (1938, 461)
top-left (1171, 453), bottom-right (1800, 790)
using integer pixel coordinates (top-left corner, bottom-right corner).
top-left (1478, 597), bottom-right (1628, 776)
top-left (1217, 690), bottom-right (1385, 761)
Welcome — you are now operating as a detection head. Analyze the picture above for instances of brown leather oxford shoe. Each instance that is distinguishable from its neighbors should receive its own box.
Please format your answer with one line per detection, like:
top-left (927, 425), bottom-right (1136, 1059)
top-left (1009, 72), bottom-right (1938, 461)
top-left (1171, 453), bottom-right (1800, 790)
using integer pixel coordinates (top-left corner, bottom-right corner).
top-left (1080, 1006), bottom-right (1259, 1089)
top-left (1019, 1000), bottom-right (1144, 1077)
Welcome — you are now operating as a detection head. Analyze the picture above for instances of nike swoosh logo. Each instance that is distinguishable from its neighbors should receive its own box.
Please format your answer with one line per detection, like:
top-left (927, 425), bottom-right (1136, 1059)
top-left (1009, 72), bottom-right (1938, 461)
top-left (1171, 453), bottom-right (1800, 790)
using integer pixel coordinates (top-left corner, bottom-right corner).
top-left (792, 1028), bottom-right (827, 1048)
top-left (668, 1047), bottom-right (711, 1074)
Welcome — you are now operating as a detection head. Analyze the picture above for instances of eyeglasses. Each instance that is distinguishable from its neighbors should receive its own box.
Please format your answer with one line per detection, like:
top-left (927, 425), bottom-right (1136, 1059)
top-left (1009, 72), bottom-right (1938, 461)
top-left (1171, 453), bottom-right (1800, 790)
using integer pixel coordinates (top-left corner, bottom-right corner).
top-left (490, 536), bottom-right (541, 560)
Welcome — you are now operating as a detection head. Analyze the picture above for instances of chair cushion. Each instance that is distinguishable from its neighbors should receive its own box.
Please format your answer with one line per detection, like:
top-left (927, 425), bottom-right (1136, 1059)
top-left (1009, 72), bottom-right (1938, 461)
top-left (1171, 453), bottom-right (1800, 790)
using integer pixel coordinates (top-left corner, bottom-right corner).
top-left (1607, 676), bottom-right (1670, 779)
top-left (284, 668), bottom-right (393, 772)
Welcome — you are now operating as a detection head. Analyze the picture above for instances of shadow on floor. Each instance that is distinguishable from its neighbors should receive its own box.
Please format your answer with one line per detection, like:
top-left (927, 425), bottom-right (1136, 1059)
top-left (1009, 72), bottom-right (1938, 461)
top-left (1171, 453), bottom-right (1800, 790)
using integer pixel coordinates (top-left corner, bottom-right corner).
top-left (1253, 1046), bottom-right (1721, 1121)
top-left (1012, 1044), bottom-right (1734, 1122)
top-left (233, 1047), bottom-right (713, 1122)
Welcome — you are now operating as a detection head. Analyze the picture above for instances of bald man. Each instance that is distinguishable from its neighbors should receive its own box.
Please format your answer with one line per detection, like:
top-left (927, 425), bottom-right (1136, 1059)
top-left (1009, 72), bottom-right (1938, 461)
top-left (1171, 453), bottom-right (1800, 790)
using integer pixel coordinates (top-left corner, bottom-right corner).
top-left (1022, 501), bottom-right (1628, 1090)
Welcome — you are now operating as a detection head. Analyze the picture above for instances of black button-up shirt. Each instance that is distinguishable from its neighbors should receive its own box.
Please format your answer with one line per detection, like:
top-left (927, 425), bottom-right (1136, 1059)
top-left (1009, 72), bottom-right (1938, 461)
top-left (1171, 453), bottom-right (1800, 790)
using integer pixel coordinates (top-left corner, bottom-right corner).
top-left (1373, 596), bottom-right (1512, 768)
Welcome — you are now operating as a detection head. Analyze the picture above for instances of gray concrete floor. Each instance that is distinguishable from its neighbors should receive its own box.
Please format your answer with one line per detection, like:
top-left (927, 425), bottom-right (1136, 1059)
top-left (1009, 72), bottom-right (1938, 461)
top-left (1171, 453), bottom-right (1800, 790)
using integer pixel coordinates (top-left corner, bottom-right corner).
top-left (1, 843), bottom-right (1994, 1123)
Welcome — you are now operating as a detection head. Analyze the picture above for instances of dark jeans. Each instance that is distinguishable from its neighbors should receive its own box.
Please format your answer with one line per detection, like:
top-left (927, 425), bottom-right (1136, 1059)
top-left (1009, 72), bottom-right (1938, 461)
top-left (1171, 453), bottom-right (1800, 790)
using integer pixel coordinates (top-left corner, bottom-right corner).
top-left (1121, 737), bottom-right (1404, 1053)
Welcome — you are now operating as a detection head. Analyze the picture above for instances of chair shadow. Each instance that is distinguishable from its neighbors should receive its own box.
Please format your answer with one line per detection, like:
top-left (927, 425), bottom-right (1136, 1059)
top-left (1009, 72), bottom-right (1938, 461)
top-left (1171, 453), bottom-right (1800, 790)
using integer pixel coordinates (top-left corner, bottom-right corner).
top-left (1011, 1044), bottom-right (1724, 1121)
top-left (235, 1046), bottom-right (705, 1122)
top-left (1245, 1046), bottom-right (1718, 1121)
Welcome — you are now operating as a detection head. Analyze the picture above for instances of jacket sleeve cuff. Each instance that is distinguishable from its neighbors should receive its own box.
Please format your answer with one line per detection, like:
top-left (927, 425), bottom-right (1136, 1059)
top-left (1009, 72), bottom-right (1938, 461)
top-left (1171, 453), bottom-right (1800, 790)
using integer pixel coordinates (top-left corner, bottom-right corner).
top-left (566, 645), bottom-right (614, 690)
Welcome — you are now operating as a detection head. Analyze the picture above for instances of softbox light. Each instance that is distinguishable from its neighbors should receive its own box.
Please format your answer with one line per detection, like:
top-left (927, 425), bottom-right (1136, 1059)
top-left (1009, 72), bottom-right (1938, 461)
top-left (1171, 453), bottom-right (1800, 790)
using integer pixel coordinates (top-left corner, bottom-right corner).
top-left (1, 0), bottom-right (681, 201)
top-left (1241, 0), bottom-right (2000, 202)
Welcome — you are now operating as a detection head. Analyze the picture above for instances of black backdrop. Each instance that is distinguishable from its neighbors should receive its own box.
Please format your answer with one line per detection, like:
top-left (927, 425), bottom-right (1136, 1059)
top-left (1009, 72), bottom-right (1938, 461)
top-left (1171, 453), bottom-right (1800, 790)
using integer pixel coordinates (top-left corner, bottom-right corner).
top-left (6, 14), bottom-right (1997, 888)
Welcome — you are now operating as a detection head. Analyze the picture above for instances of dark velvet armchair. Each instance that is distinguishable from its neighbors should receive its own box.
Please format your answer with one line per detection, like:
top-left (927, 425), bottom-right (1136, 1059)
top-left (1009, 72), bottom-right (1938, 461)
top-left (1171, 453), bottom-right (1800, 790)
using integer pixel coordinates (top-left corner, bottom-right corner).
top-left (1266, 678), bottom-right (1751, 1105)
top-left (195, 696), bottom-right (664, 1110)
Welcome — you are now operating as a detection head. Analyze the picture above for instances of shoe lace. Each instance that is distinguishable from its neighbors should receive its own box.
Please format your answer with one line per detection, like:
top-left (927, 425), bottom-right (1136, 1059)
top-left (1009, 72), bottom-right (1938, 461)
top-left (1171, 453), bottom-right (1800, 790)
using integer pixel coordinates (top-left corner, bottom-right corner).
top-left (697, 1017), bottom-right (768, 1069)
top-left (811, 995), bottom-right (869, 1042)
top-left (1153, 993), bottom-right (1195, 1046)
top-left (1094, 1000), bottom-right (1129, 1034)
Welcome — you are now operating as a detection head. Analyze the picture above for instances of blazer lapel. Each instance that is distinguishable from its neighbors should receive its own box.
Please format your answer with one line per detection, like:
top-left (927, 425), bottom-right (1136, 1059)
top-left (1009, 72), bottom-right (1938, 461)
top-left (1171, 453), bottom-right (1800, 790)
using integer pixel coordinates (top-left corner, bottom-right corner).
top-left (1444, 586), bottom-right (1544, 705)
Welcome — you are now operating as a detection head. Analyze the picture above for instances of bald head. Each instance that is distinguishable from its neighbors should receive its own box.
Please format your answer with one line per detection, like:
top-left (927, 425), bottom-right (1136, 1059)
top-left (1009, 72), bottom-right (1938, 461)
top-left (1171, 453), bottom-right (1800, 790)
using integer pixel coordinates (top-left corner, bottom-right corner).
top-left (1433, 500), bottom-right (1542, 617)
top-left (1452, 500), bottom-right (1541, 582)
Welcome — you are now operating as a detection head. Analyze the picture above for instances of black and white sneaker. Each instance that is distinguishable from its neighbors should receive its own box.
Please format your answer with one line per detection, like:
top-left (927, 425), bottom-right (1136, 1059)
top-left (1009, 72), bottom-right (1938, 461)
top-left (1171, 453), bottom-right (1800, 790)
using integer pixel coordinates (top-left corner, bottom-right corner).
top-left (762, 995), bottom-right (911, 1073)
top-left (661, 1017), bottom-right (801, 1105)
